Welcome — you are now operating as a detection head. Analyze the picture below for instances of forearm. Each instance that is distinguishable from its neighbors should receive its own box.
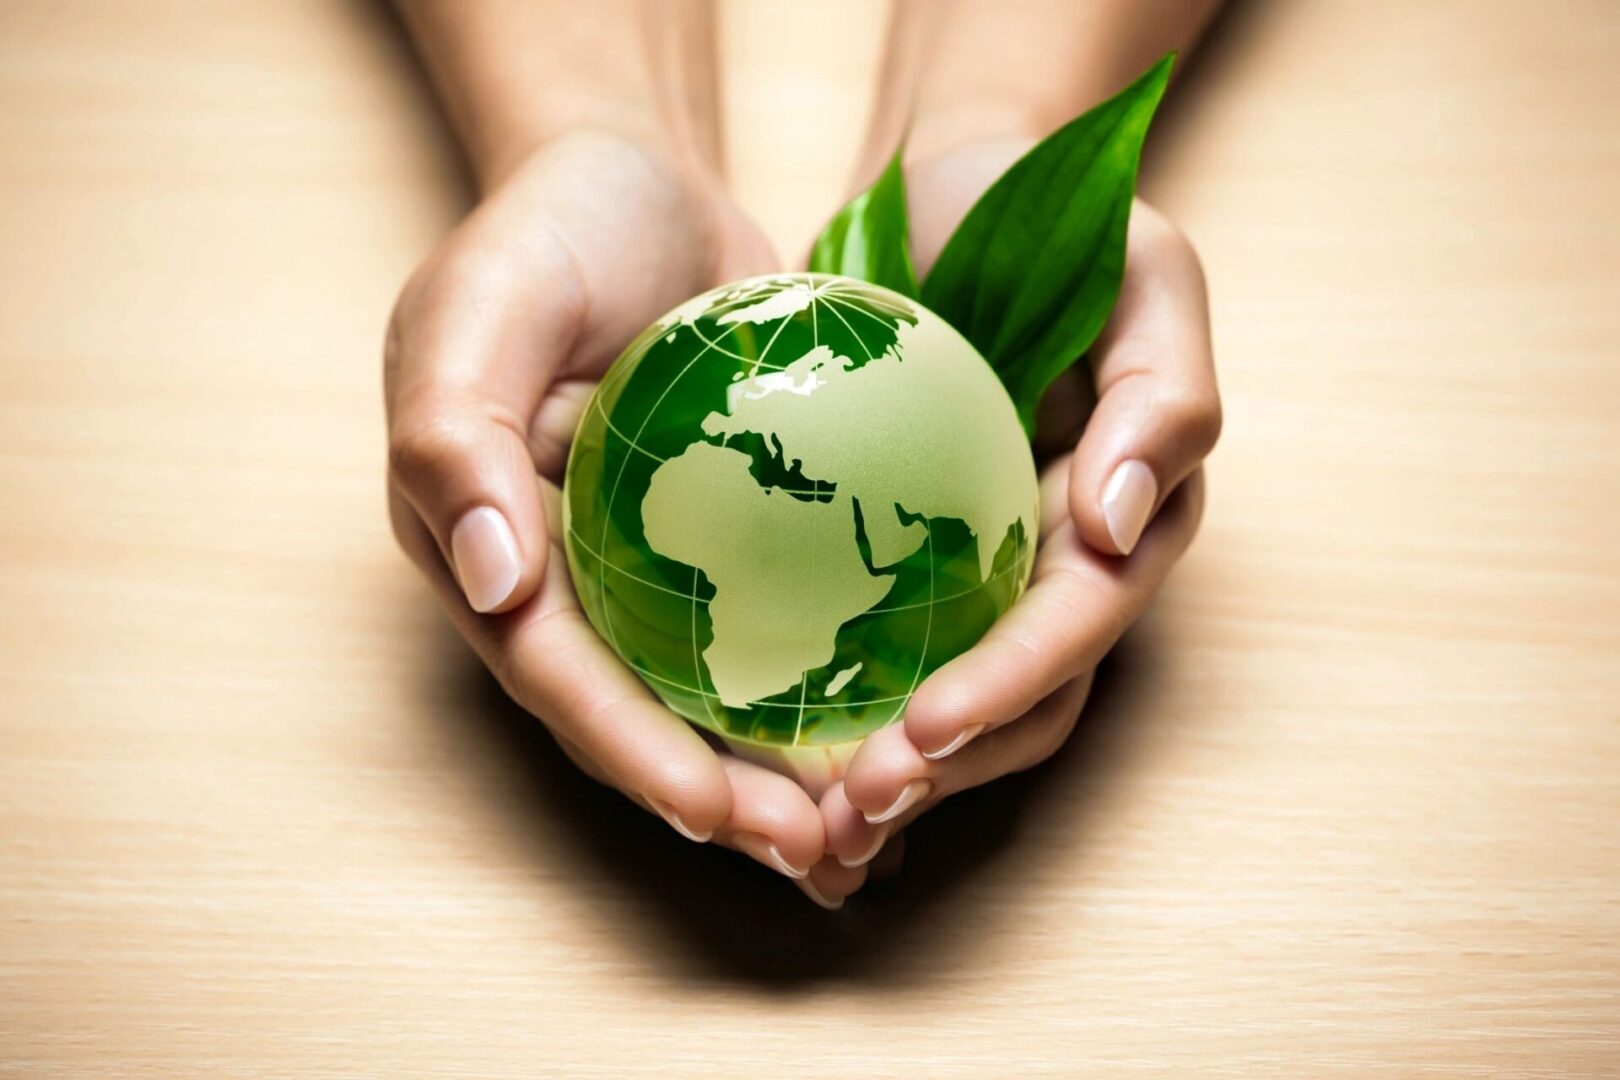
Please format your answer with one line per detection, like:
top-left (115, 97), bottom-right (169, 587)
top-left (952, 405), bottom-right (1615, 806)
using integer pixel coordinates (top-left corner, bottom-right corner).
top-left (394, 0), bottom-right (722, 190)
top-left (861, 0), bottom-right (1223, 171)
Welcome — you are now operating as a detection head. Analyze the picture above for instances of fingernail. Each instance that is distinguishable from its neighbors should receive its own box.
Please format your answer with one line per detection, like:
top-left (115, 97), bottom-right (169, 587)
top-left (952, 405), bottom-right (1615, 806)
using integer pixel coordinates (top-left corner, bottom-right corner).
top-left (922, 723), bottom-right (986, 761)
top-left (450, 506), bottom-right (522, 613)
top-left (650, 799), bottom-right (711, 843)
top-left (797, 878), bottom-right (844, 911)
top-left (837, 823), bottom-right (890, 869)
top-left (865, 779), bottom-right (931, 825)
top-left (1101, 459), bottom-right (1158, 556)
top-left (734, 833), bottom-right (809, 879)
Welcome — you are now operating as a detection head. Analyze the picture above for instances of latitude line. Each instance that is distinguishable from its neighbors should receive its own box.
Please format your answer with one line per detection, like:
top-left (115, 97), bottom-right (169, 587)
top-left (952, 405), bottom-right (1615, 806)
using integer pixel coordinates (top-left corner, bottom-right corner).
top-left (709, 277), bottom-right (798, 320)
top-left (632, 659), bottom-right (912, 709)
top-left (687, 318), bottom-right (791, 370)
top-left (591, 339), bottom-right (642, 404)
top-left (594, 395), bottom-right (668, 463)
top-left (572, 523), bottom-right (1021, 614)
top-left (568, 527), bottom-right (693, 599)
top-left (865, 555), bottom-right (1020, 612)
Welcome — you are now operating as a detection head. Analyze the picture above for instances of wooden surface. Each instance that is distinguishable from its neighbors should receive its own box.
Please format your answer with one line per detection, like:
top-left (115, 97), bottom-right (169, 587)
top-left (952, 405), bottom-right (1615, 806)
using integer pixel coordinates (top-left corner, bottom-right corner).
top-left (2, 1), bottom-right (1617, 1075)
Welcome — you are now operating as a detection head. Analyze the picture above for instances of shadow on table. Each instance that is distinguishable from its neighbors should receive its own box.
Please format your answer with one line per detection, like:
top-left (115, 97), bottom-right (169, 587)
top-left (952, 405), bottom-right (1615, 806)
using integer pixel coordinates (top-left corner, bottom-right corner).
top-left (424, 616), bottom-right (1164, 990)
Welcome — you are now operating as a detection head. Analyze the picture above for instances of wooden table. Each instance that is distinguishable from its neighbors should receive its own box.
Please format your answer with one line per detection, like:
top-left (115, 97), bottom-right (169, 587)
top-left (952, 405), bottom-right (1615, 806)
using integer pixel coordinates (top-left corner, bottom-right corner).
top-left (3, 2), bottom-right (1616, 1075)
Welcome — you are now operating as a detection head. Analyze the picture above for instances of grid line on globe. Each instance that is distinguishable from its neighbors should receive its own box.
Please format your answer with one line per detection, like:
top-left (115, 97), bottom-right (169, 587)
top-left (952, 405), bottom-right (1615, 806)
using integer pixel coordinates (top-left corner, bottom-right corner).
top-left (563, 274), bottom-right (1038, 748)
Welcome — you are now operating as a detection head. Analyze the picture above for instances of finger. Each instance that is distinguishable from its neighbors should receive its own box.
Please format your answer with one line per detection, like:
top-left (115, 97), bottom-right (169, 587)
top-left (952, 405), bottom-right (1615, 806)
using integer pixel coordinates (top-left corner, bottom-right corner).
top-left (534, 713), bottom-right (714, 843)
top-left (713, 757), bottom-right (826, 881)
top-left (841, 722), bottom-right (931, 824)
top-left (1070, 202), bottom-right (1221, 557)
top-left (505, 539), bottom-right (736, 838)
top-left (1038, 451), bottom-right (1076, 538)
top-left (1031, 367), bottom-right (1096, 461)
top-left (904, 470), bottom-right (1205, 758)
top-left (798, 857), bottom-right (868, 911)
top-left (539, 725), bottom-right (711, 841)
top-left (527, 377), bottom-right (595, 482)
top-left (392, 479), bottom-right (734, 845)
top-left (844, 674), bottom-right (1089, 823)
top-left (821, 781), bottom-right (892, 870)
top-left (384, 231), bottom-right (586, 614)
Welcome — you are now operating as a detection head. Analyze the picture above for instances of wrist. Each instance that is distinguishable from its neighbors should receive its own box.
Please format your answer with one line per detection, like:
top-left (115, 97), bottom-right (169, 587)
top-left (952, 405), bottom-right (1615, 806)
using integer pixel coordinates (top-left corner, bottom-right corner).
top-left (852, 97), bottom-right (1045, 195)
top-left (397, 0), bottom-right (723, 193)
top-left (906, 100), bottom-right (1046, 165)
top-left (473, 98), bottom-right (694, 193)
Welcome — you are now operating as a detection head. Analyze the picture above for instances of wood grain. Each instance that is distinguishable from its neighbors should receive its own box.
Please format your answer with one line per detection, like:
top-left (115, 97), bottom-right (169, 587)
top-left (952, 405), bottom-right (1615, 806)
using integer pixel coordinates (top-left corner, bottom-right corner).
top-left (1, 1), bottom-right (1616, 1075)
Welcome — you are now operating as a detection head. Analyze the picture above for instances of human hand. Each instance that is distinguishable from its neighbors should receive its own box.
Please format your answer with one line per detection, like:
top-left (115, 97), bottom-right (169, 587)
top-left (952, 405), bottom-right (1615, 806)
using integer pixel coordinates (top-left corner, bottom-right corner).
top-left (813, 138), bottom-right (1221, 899)
top-left (385, 130), bottom-right (841, 896)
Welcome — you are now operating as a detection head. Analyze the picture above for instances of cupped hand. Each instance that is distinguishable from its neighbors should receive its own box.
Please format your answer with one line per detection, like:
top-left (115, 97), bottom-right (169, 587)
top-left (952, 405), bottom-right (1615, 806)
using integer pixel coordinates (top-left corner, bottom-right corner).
top-left (385, 130), bottom-right (835, 895)
top-left (814, 139), bottom-right (1222, 899)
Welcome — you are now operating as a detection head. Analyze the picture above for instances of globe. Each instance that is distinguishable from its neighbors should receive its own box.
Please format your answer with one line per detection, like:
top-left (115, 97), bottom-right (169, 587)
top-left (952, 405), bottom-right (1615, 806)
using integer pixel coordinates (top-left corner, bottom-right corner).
top-left (563, 273), bottom-right (1038, 750)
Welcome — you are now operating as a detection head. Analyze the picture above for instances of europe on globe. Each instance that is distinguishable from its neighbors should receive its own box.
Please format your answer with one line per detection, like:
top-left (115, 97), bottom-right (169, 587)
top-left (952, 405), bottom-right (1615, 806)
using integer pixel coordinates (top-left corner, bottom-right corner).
top-left (563, 273), bottom-right (1038, 748)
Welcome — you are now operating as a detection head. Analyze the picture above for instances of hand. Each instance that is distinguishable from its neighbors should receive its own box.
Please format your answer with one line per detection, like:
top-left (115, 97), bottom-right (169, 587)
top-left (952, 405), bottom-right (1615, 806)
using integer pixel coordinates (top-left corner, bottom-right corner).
top-left (813, 138), bottom-right (1221, 900)
top-left (384, 130), bottom-right (836, 897)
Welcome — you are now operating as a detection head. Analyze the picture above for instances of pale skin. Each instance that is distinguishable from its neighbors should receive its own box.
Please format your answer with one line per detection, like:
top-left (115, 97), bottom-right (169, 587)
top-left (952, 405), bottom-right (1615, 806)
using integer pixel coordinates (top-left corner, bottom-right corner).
top-left (386, 0), bottom-right (1224, 909)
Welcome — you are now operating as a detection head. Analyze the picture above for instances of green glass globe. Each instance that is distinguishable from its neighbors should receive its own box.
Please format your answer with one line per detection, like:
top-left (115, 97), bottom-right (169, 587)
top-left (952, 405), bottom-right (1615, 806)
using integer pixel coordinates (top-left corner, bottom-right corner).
top-left (564, 273), bottom-right (1037, 749)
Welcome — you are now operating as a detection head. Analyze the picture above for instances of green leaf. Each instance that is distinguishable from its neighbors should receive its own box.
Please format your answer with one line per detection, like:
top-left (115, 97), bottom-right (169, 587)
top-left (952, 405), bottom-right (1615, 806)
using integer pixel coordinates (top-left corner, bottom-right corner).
top-left (809, 147), bottom-right (919, 299)
top-left (920, 53), bottom-right (1174, 435)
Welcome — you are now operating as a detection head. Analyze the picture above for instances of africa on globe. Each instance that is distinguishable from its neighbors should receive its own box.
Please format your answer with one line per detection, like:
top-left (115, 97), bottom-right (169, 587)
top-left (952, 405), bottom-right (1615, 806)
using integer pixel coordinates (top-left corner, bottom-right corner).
top-left (563, 273), bottom-right (1038, 749)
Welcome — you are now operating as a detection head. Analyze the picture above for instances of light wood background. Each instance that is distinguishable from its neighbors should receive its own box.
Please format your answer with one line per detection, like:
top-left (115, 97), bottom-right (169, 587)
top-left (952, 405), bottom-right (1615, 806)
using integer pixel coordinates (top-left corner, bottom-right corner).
top-left (2, 1), bottom-right (1616, 1076)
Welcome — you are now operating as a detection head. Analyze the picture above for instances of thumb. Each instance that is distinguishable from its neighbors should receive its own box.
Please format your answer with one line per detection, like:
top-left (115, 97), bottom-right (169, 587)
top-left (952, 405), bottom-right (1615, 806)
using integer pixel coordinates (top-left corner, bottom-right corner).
top-left (389, 406), bottom-right (549, 615)
top-left (1069, 205), bottom-right (1221, 557)
top-left (385, 246), bottom-right (584, 614)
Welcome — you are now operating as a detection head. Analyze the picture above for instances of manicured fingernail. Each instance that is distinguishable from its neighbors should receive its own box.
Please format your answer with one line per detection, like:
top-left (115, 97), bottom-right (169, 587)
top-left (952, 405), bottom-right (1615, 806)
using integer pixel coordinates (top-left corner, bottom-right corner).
top-left (734, 833), bottom-right (808, 879)
top-left (865, 779), bottom-right (931, 825)
top-left (650, 799), bottom-right (711, 843)
top-left (450, 506), bottom-right (522, 613)
top-left (837, 823), bottom-right (890, 869)
top-left (922, 723), bottom-right (986, 761)
top-left (1101, 459), bottom-right (1157, 556)
top-left (798, 878), bottom-right (844, 911)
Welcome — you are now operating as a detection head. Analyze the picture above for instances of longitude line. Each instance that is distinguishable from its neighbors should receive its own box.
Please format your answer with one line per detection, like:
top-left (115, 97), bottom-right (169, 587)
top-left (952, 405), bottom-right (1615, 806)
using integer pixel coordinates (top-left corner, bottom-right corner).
top-left (894, 530), bottom-right (936, 723)
top-left (601, 286), bottom-right (799, 727)
top-left (809, 285), bottom-right (819, 351)
top-left (594, 396), bottom-right (668, 463)
top-left (820, 291), bottom-right (907, 333)
top-left (569, 526), bottom-right (694, 600)
top-left (688, 320), bottom-right (789, 370)
top-left (748, 308), bottom-right (794, 379)
top-left (792, 672), bottom-right (809, 746)
top-left (596, 329), bottom-right (720, 654)
top-left (820, 287), bottom-right (914, 318)
top-left (816, 295), bottom-right (872, 361)
top-left (691, 573), bottom-right (718, 726)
